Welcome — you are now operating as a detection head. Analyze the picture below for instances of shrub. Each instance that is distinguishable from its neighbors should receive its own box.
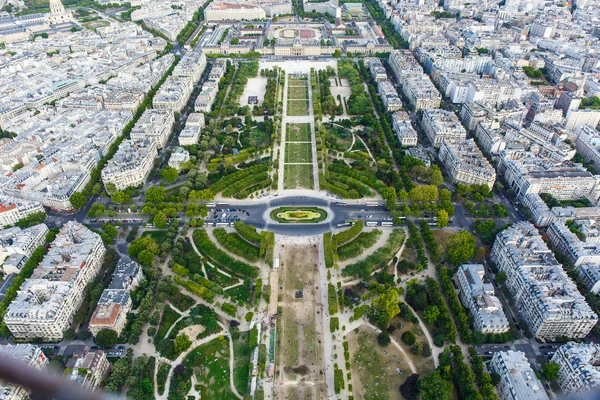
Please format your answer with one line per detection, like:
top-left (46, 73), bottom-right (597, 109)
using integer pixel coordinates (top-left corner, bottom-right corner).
top-left (401, 331), bottom-right (416, 345)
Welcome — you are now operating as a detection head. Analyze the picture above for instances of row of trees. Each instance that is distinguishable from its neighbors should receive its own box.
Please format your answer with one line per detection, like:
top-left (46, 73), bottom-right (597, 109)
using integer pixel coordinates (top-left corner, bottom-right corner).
top-left (192, 229), bottom-right (259, 278)
top-left (213, 228), bottom-right (260, 262)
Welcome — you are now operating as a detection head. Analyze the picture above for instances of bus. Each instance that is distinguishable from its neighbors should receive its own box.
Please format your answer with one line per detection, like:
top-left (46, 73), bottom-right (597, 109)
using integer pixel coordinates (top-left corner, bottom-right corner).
top-left (381, 221), bottom-right (393, 227)
top-left (366, 202), bottom-right (378, 207)
top-left (366, 221), bottom-right (378, 227)
top-left (217, 202), bottom-right (229, 206)
top-left (206, 202), bottom-right (215, 207)
top-left (216, 222), bottom-right (229, 227)
top-left (336, 201), bottom-right (347, 206)
top-left (337, 223), bottom-right (351, 228)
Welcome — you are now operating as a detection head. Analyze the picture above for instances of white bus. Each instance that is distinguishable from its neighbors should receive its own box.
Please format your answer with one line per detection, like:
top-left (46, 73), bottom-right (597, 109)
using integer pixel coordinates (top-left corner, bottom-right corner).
top-left (336, 201), bottom-right (347, 205)
top-left (366, 221), bottom-right (378, 227)
top-left (381, 221), bottom-right (393, 227)
top-left (366, 202), bottom-right (378, 207)
top-left (216, 222), bottom-right (229, 227)
top-left (217, 202), bottom-right (229, 206)
top-left (337, 223), bottom-right (351, 228)
top-left (206, 202), bottom-right (215, 207)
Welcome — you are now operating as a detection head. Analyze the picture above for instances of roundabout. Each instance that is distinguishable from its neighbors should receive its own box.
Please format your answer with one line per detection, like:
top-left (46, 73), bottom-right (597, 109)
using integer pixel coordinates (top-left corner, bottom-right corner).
top-left (269, 206), bottom-right (328, 223)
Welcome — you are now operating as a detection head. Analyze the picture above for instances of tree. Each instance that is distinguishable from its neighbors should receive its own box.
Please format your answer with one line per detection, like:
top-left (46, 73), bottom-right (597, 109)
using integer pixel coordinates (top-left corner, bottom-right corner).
top-left (495, 271), bottom-right (507, 285)
top-left (137, 250), bottom-right (155, 267)
top-left (377, 331), bottom-right (391, 346)
top-left (383, 187), bottom-right (397, 211)
top-left (189, 189), bottom-right (213, 202)
top-left (541, 362), bottom-right (560, 380)
top-left (160, 167), bottom-right (178, 184)
top-left (430, 166), bottom-right (444, 186)
top-left (436, 209), bottom-right (449, 228)
top-left (332, 49), bottom-right (341, 58)
top-left (105, 182), bottom-right (116, 195)
top-left (174, 334), bottom-right (192, 353)
top-left (154, 212), bottom-right (167, 229)
top-left (111, 191), bottom-right (126, 204)
top-left (368, 288), bottom-right (400, 329)
top-left (102, 223), bottom-right (118, 238)
top-left (69, 192), bottom-right (87, 209)
top-left (401, 331), bottom-right (416, 345)
top-left (146, 186), bottom-right (166, 203)
top-left (399, 373), bottom-right (420, 400)
top-left (423, 306), bottom-right (440, 325)
top-left (94, 329), bottom-right (118, 348)
top-left (418, 372), bottom-right (453, 400)
top-left (444, 231), bottom-right (476, 265)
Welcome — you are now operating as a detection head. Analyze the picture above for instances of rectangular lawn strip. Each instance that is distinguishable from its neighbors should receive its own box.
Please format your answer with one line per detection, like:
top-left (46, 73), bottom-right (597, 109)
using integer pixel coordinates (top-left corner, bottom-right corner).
top-left (288, 85), bottom-right (309, 100)
top-left (285, 142), bottom-right (312, 163)
top-left (286, 100), bottom-right (309, 116)
top-left (233, 331), bottom-right (252, 396)
top-left (284, 164), bottom-right (314, 189)
top-left (286, 123), bottom-right (311, 141)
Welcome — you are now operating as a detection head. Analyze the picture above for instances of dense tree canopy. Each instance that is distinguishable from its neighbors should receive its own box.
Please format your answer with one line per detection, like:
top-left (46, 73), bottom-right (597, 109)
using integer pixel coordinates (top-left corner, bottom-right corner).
top-left (444, 231), bottom-right (476, 265)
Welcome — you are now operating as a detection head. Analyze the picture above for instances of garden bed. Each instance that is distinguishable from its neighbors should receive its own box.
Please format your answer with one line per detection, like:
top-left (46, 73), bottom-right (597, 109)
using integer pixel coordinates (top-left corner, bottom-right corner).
top-left (269, 207), bottom-right (327, 223)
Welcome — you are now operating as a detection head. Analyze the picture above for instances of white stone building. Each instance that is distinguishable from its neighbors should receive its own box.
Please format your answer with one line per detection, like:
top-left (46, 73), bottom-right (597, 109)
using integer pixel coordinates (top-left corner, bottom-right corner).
top-left (456, 264), bottom-right (509, 334)
top-left (547, 220), bottom-right (600, 267)
top-left (391, 111), bottom-right (418, 147)
top-left (421, 109), bottom-right (466, 148)
top-left (101, 140), bottom-right (157, 191)
top-left (491, 222), bottom-right (597, 340)
top-left (0, 344), bottom-right (48, 400)
top-left (130, 109), bottom-right (174, 149)
top-left (0, 195), bottom-right (45, 228)
top-left (552, 342), bottom-right (600, 396)
top-left (4, 222), bottom-right (105, 341)
top-left (489, 351), bottom-right (549, 400)
top-left (438, 139), bottom-right (496, 189)
top-left (0, 224), bottom-right (48, 274)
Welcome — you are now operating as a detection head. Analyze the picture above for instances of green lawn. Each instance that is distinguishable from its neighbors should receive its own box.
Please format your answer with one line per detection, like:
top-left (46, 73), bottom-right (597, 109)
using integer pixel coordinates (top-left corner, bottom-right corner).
top-left (284, 164), bottom-right (314, 189)
top-left (286, 123), bottom-right (311, 141)
top-left (142, 230), bottom-right (167, 244)
top-left (285, 142), bottom-right (312, 163)
top-left (233, 331), bottom-right (252, 396)
top-left (288, 85), bottom-right (308, 99)
top-left (225, 284), bottom-right (253, 304)
top-left (287, 100), bottom-right (309, 116)
top-left (182, 338), bottom-right (238, 400)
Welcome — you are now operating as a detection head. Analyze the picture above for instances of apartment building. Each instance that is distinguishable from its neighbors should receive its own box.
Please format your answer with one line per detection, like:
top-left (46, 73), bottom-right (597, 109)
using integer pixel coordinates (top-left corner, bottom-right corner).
top-left (89, 256), bottom-right (142, 336)
top-left (0, 344), bottom-right (48, 400)
top-left (577, 264), bottom-right (600, 295)
top-left (421, 109), bottom-right (466, 147)
top-left (168, 147), bottom-right (191, 171)
top-left (178, 112), bottom-right (205, 146)
top-left (0, 195), bottom-right (45, 228)
top-left (66, 350), bottom-right (111, 391)
top-left (456, 264), bottom-right (509, 334)
top-left (575, 125), bottom-right (600, 173)
top-left (4, 222), bottom-right (105, 341)
top-left (391, 111), bottom-right (418, 147)
top-left (388, 50), bottom-right (423, 86)
top-left (552, 342), bottom-right (600, 396)
top-left (438, 139), bottom-right (496, 189)
top-left (153, 79), bottom-right (193, 113)
top-left (204, 1), bottom-right (267, 21)
top-left (466, 79), bottom-right (523, 108)
top-left (366, 58), bottom-right (387, 82)
top-left (0, 224), bottom-right (48, 274)
top-left (491, 222), bottom-right (597, 340)
top-left (130, 109), bottom-right (174, 149)
top-left (565, 109), bottom-right (600, 130)
top-left (377, 79), bottom-right (402, 112)
top-left (501, 153), bottom-right (600, 203)
top-left (195, 86), bottom-right (218, 112)
top-left (547, 220), bottom-right (600, 267)
top-left (101, 140), bottom-right (157, 191)
top-left (489, 351), bottom-right (549, 400)
top-left (403, 76), bottom-right (442, 110)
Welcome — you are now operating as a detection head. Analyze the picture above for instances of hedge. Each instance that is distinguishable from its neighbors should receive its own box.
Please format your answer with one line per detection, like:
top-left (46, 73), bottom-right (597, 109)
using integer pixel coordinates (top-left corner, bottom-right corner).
top-left (221, 302), bottom-right (237, 317)
top-left (210, 163), bottom-right (269, 195)
top-left (342, 229), bottom-right (405, 279)
top-left (330, 317), bottom-right (339, 332)
top-left (419, 220), bottom-right (440, 263)
top-left (334, 364), bottom-right (344, 394)
top-left (233, 221), bottom-right (263, 246)
top-left (213, 228), bottom-right (260, 262)
top-left (192, 229), bottom-right (259, 278)
top-left (328, 283), bottom-right (339, 314)
top-left (191, 273), bottom-right (224, 295)
top-left (323, 232), bottom-right (334, 268)
top-left (337, 229), bottom-right (381, 261)
top-left (332, 221), bottom-right (364, 248)
top-left (173, 275), bottom-right (215, 303)
top-left (425, 277), bottom-right (457, 343)
top-left (222, 172), bottom-right (270, 198)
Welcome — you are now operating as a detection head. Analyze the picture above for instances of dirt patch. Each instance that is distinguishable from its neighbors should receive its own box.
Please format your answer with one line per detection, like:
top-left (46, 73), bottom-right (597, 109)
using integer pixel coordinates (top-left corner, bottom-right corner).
top-left (276, 241), bottom-right (324, 387)
top-left (432, 229), bottom-right (455, 247)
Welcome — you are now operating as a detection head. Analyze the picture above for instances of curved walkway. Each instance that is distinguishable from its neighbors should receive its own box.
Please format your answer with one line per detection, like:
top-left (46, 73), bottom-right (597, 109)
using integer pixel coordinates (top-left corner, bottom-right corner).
top-left (403, 302), bottom-right (439, 368)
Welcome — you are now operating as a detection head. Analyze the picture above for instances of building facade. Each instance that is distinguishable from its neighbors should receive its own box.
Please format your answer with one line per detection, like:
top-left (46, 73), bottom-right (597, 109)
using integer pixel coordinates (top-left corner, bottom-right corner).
top-left (489, 351), bottom-right (549, 400)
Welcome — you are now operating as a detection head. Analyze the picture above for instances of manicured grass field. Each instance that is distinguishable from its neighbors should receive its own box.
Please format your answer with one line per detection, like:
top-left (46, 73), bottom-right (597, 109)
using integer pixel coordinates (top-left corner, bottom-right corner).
top-left (287, 100), bottom-right (310, 116)
top-left (288, 85), bottom-right (308, 99)
top-left (270, 207), bottom-right (327, 223)
top-left (285, 142), bottom-right (312, 163)
top-left (286, 123), bottom-right (311, 141)
top-left (142, 230), bottom-right (168, 244)
top-left (284, 164), bottom-right (314, 189)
